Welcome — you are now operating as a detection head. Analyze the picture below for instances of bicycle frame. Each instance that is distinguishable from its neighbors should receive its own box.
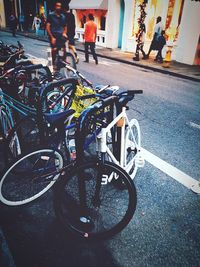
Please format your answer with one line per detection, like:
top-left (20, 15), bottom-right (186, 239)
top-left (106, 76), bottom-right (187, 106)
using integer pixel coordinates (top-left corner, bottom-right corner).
top-left (98, 106), bottom-right (141, 177)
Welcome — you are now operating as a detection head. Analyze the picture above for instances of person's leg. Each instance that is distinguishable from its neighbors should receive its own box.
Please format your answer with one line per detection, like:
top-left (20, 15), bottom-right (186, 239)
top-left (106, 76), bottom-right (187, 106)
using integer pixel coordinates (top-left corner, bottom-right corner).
top-left (35, 28), bottom-right (39, 36)
top-left (90, 42), bottom-right (98, 64)
top-left (51, 47), bottom-right (58, 71)
top-left (147, 43), bottom-right (153, 58)
top-left (84, 42), bottom-right (89, 62)
top-left (141, 44), bottom-right (147, 59)
top-left (157, 49), bottom-right (163, 63)
top-left (69, 43), bottom-right (79, 63)
top-left (133, 44), bottom-right (140, 61)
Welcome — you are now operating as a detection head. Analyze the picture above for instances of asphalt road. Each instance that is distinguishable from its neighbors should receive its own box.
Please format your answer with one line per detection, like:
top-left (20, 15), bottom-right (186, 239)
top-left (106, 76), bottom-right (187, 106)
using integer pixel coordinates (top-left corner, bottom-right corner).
top-left (0, 31), bottom-right (200, 267)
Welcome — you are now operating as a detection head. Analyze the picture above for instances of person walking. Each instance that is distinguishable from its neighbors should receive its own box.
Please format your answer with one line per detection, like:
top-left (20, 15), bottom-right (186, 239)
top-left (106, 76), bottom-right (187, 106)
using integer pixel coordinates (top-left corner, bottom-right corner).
top-left (46, 2), bottom-right (67, 71)
top-left (133, 23), bottom-right (147, 61)
top-left (64, 6), bottom-right (79, 63)
top-left (147, 16), bottom-right (163, 58)
top-left (9, 14), bottom-right (18, 37)
top-left (19, 13), bottom-right (25, 31)
top-left (154, 30), bottom-right (166, 63)
top-left (32, 15), bottom-right (41, 36)
top-left (83, 13), bottom-right (98, 65)
top-left (40, 13), bottom-right (47, 35)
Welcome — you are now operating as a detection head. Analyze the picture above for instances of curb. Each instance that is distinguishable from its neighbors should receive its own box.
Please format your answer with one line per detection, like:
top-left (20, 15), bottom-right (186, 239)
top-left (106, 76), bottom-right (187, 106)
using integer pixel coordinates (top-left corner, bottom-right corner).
top-left (1, 29), bottom-right (200, 83)
top-left (0, 227), bottom-right (16, 267)
top-left (76, 47), bottom-right (200, 83)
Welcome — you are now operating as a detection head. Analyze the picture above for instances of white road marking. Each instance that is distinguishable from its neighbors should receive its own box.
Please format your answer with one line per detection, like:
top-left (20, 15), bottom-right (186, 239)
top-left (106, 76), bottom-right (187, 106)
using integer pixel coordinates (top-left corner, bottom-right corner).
top-left (99, 60), bottom-right (119, 66)
top-left (188, 121), bottom-right (200, 130)
top-left (26, 53), bottom-right (37, 59)
top-left (141, 148), bottom-right (200, 194)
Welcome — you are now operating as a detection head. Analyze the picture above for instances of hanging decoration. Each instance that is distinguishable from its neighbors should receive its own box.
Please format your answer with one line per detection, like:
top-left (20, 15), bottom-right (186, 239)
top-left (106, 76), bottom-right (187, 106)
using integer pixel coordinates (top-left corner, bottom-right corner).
top-left (136, 1), bottom-right (147, 45)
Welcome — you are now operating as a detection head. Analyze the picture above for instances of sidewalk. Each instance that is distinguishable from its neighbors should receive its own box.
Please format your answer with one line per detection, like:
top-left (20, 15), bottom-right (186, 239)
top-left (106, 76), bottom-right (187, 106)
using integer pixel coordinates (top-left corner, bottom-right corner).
top-left (1, 28), bottom-right (200, 82)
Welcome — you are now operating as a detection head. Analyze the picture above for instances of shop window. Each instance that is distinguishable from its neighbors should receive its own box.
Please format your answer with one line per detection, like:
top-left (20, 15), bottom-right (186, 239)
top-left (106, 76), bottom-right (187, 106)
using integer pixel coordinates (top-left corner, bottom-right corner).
top-left (100, 15), bottom-right (106, 30)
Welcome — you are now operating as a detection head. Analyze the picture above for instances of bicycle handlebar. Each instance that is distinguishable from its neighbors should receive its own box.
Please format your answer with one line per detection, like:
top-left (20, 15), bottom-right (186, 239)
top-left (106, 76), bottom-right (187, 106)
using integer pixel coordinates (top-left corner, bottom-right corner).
top-left (22, 64), bottom-right (44, 71)
top-left (77, 89), bottom-right (143, 130)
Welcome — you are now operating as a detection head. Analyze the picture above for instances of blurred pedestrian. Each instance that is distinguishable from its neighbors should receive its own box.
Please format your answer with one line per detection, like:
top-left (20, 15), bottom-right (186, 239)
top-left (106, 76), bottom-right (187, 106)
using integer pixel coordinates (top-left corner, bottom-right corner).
top-left (9, 14), bottom-right (18, 37)
top-left (133, 23), bottom-right (147, 61)
top-left (83, 13), bottom-right (98, 65)
top-left (19, 13), bottom-right (25, 31)
top-left (40, 13), bottom-right (47, 35)
top-left (147, 16), bottom-right (163, 58)
top-left (32, 15), bottom-right (41, 36)
top-left (46, 2), bottom-right (67, 71)
top-left (154, 30), bottom-right (166, 63)
top-left (64, 5), bottom-right (79, 63)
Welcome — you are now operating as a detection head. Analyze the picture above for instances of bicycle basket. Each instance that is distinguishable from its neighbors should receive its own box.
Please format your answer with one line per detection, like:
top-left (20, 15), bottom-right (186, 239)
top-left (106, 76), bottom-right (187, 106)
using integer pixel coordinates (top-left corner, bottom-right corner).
top-left (70, 85), bottom-right (98, 118)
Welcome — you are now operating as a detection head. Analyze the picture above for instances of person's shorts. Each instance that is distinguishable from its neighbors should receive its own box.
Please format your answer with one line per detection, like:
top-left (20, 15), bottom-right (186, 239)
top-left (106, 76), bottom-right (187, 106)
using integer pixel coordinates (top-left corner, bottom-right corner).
top-left (50, 34), bottom-right (67, 49)
top-left (68, 37), bottom-right (75, 46)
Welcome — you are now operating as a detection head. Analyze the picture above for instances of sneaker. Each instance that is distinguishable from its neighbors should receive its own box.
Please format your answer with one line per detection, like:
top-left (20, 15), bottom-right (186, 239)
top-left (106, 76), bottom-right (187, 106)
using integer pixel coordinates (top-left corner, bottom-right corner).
top-left (75, 56), bottom-right (79, 64)
top-left (133, 57), bottom-right (139, 61)
top-left (95, 59), bottom-right (98, 65)
top-left (83, 60), bottom-right (89, 63)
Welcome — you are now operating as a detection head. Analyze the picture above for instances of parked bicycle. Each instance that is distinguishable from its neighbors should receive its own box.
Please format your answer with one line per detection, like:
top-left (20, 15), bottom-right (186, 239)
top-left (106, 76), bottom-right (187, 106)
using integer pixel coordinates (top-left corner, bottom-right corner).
top-left (0, 93), bottom-right (139, 240)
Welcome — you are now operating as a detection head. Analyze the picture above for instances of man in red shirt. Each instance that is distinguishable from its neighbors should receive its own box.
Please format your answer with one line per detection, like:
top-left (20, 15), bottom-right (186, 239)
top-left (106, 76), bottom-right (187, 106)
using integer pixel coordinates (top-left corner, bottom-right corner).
top-left (84, 14), bottom-right (98, 64)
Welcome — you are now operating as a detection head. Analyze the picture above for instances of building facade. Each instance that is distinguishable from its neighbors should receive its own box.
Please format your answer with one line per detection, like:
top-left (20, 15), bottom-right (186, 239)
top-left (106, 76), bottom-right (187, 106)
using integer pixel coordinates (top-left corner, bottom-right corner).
top-left (0, 0), bottom-right (199, 65)
top-left (70, 0), bottom-right (200, 65)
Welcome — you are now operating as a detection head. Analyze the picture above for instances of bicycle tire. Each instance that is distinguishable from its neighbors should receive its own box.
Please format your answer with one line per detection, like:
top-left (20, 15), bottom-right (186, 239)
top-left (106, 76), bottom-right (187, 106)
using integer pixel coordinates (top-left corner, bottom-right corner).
top-left (5, 116), bottom-right (40, 164)
top-left (60, 52), bottom-right (76, 78)
top-left (54, 160), bottom-right (137, 240)
top-left (124, 119), bottom-right (141, 179)
top-left (0, 148), bottom-right (64, 206)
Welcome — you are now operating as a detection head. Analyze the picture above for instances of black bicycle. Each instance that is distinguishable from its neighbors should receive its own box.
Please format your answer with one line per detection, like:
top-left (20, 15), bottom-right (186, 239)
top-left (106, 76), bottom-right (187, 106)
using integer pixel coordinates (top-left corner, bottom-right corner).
top-left (0, 95), bottom-right (137, 240)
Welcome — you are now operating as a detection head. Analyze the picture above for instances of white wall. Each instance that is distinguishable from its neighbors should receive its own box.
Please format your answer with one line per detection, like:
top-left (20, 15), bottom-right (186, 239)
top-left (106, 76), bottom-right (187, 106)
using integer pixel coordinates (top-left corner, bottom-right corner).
top-left (175, 0), bottom-right (200, 65)
top-left (105, 0), bottom-right (121, 48)
top-left (0, 0), bottom-right (6, 27)
top-left (121, 0), bottom-right (135, 51)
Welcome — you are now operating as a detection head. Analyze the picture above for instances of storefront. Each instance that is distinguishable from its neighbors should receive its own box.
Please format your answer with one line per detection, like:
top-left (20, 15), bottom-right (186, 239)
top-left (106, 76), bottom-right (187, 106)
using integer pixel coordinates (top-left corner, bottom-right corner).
top-left (121, 0), bottom-right (200, 65)
top-left (69, 0), bottom-right (108, 47)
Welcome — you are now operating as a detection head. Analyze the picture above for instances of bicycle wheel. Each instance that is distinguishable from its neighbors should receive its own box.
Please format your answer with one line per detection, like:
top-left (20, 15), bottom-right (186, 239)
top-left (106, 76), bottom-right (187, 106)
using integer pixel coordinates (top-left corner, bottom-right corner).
top-left (46, 89), bottom-right (69, 113)
top-left (0, 148), bottom-right (64, 206)
top-left (60, 52), bottom-right (76, 78)
top-left (124, 119), bottom-right (141, 179)
top-left (54, 160), bottom-right (136, 240)
top-left (5, 116), bottom-right (40, 163)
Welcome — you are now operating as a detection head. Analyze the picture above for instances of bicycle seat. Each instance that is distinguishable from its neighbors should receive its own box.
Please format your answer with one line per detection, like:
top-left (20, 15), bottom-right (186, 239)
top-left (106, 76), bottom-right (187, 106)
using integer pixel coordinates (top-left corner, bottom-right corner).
top-left (44, 109), bottom-right (74, 125)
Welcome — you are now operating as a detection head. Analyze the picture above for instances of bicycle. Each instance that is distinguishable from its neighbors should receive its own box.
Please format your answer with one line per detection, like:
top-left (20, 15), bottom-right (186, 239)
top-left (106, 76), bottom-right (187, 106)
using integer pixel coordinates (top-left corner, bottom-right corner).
top-left (2, 78), bottom-right (79, 164)
top-left (51, 36), bottom-right (77, 79)
top-left (0, 94), bottom-right (137, 240)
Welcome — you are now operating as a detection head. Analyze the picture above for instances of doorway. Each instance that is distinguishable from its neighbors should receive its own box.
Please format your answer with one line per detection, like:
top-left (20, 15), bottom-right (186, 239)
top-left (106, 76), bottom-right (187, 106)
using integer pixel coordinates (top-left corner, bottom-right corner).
top-left (118, 0), bottom-right (125, 48)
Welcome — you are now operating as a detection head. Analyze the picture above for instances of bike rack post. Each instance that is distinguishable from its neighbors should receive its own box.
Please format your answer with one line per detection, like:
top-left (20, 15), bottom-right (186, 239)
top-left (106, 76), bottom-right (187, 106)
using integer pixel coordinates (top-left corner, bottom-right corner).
top-left (47, 47), bottom-right (53, 72)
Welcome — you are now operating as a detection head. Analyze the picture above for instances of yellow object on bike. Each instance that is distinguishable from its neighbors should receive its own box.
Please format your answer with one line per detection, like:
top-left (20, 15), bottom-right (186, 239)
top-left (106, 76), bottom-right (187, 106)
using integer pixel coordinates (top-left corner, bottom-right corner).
top-left (70, 85), bottom-right (97, 118)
